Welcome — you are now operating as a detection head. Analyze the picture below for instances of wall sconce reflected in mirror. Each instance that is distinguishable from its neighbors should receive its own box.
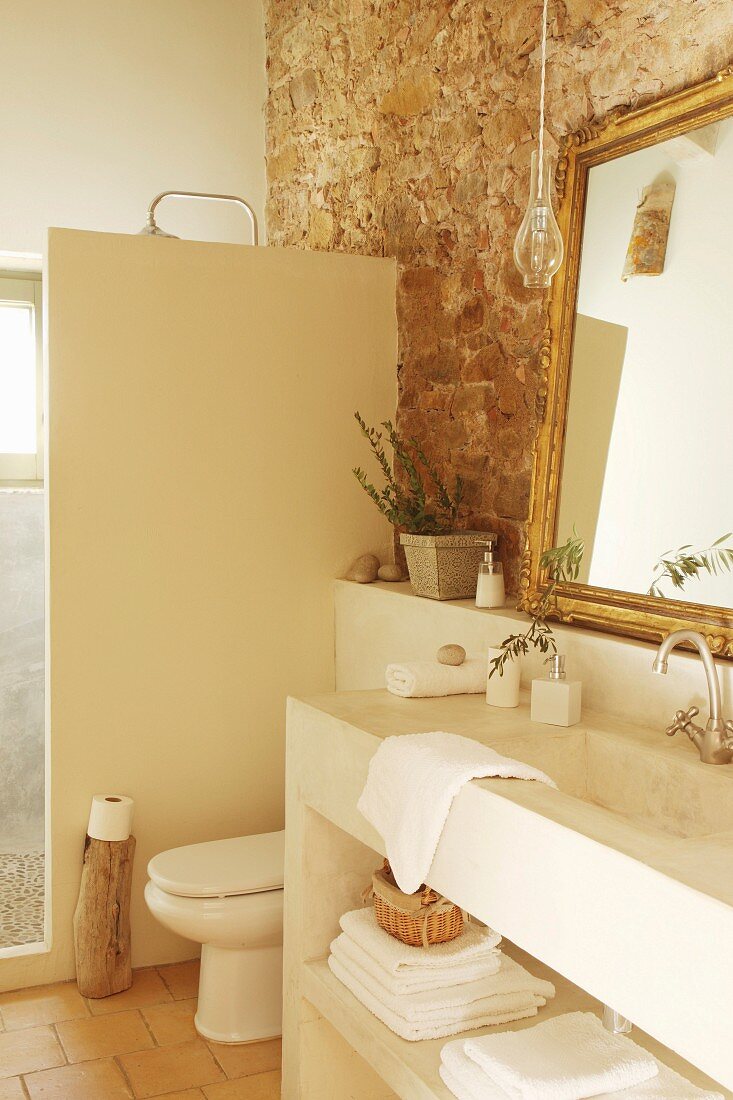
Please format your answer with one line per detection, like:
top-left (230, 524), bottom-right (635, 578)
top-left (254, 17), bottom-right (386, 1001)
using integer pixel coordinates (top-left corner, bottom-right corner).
top-left (139, 191), bottom-right (259, 245)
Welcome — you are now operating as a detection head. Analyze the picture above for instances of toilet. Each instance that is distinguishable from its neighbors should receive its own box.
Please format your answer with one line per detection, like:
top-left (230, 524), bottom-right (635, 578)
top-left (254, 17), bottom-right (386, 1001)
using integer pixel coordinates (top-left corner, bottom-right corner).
top-left (145, 829), bottom-right (284, 1044)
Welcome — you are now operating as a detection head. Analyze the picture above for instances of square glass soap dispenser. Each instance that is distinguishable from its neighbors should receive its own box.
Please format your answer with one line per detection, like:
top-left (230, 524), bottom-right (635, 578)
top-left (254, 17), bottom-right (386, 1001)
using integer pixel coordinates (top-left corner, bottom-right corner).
top-left (530, 654), bottom-right (582, 727)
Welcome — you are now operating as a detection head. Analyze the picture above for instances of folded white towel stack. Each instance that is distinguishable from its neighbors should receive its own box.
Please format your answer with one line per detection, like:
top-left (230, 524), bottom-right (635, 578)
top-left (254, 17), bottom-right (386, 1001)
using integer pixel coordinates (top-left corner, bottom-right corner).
top-left (358, 731), bottom-right (555, 894)
top-left (327, 907), bottom-right (555, 1043)
top-left (440, 1020), bottom-right (724, 1100)
top-left (386, 658), bottom-right (486, 698)
top-left (328, 954), bottom-right (541, 1041)
top-left (338, 907), bottom-right (502, 994)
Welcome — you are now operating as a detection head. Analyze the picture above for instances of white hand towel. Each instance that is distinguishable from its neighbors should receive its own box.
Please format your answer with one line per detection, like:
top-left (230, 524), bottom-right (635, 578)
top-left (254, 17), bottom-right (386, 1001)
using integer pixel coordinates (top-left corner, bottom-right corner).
top-left (441, 1039), bottom-right (724, 1100)
top-left (328, 954), bottom-right (540, 1042)
top-left (441, 1046), bottom-right (506, 1099)
top-left (330, 940), bottom-right (552, 1023)
top-left (357, 732), bottom-right (555, 893)
top-left (440, 1063), bottom-right (487, 1100)
top-left (333, 930), bottom-right (501, 996)
top-left (442, 1042), bottom-right (510, 1099)
top-left (464, 1012), bottom-right (659, 1099)
top-left (386, 658), bottom-right (486, 698)
top-left (340, 907), bottom-right (502, 975)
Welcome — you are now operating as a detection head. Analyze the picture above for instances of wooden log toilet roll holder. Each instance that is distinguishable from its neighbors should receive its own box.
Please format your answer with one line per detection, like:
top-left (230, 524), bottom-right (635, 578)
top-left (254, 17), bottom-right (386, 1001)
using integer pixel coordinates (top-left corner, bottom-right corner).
top-left (73, 795), bottom-right (136, 999)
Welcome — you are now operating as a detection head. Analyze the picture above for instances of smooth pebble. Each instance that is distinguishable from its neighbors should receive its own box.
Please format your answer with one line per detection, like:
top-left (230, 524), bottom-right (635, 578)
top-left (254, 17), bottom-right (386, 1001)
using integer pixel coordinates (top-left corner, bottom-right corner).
top-left (378, 564), bottom-right (404, 582)
top-left (346, 553), bottom-right (380, 583)
top-left (437, 644), bottom-right (466, 666)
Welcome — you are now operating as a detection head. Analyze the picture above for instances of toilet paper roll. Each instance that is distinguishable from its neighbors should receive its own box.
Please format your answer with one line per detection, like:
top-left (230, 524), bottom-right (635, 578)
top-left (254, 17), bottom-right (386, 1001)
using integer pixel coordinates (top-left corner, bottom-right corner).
top-left (87, 794), bottom-right (135, 842)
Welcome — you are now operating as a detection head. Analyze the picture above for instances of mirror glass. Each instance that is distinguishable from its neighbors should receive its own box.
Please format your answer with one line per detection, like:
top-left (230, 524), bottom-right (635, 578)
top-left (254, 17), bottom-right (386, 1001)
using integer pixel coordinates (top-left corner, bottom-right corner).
top-left (556, 116), bottom-right (733, 608)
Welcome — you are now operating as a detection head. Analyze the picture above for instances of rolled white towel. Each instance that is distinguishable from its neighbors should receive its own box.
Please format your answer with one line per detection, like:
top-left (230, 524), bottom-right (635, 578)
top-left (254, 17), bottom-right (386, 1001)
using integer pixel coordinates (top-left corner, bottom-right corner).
top-left (464, 1012), bottom-right (659, 1100)
top-left (328, 954), bottom-right (540, 1042)
top-left (339, 907), bottom-right (502, 976)
top-left (440, 1038), bottom-right (724, 1100)
top-left (358, 732), bottom-right (555, 894)
top-left (332, 930), bottom-right (501, 996)
top-left (386, 658), bottom-right (486, 698)
top-left (330, 941), bottom-right (552, 1024)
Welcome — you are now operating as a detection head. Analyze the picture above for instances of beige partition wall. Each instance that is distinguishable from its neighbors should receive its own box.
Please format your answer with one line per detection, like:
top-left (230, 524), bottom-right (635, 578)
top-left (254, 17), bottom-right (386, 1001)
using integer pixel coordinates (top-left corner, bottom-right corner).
top-left (0, 230), bottom-right (396, 991)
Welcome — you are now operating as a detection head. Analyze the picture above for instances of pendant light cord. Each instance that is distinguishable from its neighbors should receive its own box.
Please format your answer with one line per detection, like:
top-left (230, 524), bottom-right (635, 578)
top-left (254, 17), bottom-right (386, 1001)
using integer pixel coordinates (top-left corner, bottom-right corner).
top-left (537, 0), bottom-right (549, 201)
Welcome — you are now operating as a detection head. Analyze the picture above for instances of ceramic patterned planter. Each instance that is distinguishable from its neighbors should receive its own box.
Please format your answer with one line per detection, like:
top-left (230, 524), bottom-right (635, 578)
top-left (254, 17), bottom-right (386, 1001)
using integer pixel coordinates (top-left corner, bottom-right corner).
top-left (399, 531), bottom-right (497, 600)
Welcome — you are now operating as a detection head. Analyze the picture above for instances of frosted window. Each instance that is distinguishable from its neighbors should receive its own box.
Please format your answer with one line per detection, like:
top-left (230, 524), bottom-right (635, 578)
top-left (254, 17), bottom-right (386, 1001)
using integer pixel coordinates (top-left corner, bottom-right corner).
top-left (0, 303), bottom-right (36, 453)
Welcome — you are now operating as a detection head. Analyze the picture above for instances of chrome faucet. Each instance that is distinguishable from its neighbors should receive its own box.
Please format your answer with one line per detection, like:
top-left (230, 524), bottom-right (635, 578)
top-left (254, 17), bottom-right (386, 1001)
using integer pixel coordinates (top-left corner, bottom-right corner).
top-left (652, 629), bottom-right (733, 764)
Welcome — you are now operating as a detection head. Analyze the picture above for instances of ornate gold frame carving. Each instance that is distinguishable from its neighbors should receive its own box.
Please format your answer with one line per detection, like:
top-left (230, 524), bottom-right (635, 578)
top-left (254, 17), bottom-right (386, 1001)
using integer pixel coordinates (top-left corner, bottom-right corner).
top-left (520, 68), bottom-right (733, 657)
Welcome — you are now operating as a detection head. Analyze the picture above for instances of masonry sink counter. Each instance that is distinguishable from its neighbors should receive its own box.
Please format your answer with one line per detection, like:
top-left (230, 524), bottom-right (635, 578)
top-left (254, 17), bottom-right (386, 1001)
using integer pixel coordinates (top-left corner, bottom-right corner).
top-left (284, 688), bottom-right (733, 1096)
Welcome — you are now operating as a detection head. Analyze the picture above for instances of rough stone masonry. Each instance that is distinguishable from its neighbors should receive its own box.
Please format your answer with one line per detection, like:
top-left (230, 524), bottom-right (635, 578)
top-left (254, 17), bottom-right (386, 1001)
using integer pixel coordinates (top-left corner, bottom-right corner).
top-left (264, 0), bottom-right (733, 591)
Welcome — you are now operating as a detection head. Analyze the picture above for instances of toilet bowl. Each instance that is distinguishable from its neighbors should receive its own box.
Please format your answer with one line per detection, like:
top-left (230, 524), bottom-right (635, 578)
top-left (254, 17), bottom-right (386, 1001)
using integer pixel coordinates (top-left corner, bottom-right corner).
top-left (145, 830), bottom-right (284, 1044)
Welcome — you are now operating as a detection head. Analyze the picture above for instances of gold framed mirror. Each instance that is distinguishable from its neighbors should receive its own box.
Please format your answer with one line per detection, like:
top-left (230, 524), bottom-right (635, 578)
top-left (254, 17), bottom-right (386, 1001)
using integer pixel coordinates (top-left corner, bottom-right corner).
top-left (521, 67), bottom-right (733, 656)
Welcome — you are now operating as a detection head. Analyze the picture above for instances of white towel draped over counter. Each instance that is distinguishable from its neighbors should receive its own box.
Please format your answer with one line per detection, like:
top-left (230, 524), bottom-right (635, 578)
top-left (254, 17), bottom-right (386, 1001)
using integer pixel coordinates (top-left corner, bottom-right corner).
top-left (440, 1012), bottom-right (717, 1100)
top-left (386, 658), bottom-right (486, 698)
top-left (358, 731), bottom-right (555, 894)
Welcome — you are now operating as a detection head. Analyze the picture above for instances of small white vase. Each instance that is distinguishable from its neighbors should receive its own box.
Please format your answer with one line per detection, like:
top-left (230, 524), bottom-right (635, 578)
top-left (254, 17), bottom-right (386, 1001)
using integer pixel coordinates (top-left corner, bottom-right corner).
top-left (486, 647), bottom-right (521, 708)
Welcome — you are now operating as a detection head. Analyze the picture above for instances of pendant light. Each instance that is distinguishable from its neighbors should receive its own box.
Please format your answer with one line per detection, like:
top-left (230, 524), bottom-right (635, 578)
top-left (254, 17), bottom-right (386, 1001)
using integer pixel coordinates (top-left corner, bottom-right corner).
top-left (513, 0), bottom-right (564, 288)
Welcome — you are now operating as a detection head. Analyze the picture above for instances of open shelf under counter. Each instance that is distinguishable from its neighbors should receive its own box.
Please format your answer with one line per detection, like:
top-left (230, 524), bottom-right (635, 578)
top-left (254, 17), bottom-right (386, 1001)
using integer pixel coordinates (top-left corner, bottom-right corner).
top-left (301, 941), bottom-right (730, 1100)
top-left (283, 688), bottom-right (733, 1095)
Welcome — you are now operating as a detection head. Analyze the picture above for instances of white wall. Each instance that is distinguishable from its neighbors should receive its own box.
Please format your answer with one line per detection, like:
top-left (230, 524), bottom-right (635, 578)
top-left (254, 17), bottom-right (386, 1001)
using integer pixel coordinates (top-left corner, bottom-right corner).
top-left (574, 123), bottom-right (733, 604)
top-left (0, 230), bottom-right (396, 991)
top-left (0, 0), bottom-right (266, 256)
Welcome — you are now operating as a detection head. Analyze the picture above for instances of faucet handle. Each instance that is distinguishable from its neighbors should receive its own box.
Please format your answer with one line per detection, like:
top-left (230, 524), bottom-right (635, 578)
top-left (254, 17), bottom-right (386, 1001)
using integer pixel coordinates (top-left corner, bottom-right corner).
top-left (665, 706), bottom-right (700, 738)
top-left (722, 719), bottom-right (733, 751)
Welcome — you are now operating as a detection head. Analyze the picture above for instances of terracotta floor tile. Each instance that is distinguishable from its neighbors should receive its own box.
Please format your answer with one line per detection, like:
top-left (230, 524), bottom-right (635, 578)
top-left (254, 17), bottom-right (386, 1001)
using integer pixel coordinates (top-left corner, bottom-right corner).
top-left (0, 1025), bottom-right (65, 1079)
top-left (24, 1058), bottom-right (132, 1099)
top-left (157, 960), bottom-right (200, 1000)
top-left (56, 1008), bottom-right (154, 1063)
top-left (207, 1038), bottom-right (281, 1080)
top-left (0, 981), bottom-right (88, 1030)
top-left (203, 1071), bottom-right (281, 1099)
top-left (142, 998), bottom-right (198, 1046)
top-left (0, 1079), bottom-right (25, 1099)
top-left (151, 1093), bottom-right (204, 1100)
top-left (118, 1038), bottom-right (225, 1098)
top-left (87, 969), bottom-right (172, 1016)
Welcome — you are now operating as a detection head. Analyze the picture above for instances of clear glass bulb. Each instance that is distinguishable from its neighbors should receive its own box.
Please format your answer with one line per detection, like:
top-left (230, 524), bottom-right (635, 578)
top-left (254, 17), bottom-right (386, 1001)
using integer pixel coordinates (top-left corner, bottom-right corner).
top-left (513, 150), bottom-right (564, 288)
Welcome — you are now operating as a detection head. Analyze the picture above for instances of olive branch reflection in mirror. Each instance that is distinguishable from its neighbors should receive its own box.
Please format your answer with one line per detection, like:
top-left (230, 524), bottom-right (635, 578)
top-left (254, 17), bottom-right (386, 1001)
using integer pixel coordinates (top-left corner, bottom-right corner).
top-left (648, 533), bottom-right (733, 599)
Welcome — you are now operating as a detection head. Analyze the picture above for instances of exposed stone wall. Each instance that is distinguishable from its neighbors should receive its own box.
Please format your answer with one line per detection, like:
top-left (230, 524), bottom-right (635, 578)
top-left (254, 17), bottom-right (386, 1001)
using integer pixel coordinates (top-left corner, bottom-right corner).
top-left (264, 0), bottom-right (733, 590)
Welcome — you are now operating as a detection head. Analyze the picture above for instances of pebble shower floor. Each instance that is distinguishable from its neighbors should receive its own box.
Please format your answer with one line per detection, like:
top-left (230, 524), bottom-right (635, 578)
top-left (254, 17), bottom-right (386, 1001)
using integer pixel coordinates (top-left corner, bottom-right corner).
top-left (0, 850), bottom-right (44, 950)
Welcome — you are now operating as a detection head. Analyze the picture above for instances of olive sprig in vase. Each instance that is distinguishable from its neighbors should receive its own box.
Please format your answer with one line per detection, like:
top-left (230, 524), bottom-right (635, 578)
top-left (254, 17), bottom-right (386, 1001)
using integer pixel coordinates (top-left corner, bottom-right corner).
top-left (352, 413), bottom-right (494, 600)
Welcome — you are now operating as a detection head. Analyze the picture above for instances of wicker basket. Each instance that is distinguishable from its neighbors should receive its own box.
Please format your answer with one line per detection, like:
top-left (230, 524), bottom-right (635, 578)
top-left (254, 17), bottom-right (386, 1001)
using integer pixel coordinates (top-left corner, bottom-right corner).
top-left (369, 860), bottom-right (464, 948)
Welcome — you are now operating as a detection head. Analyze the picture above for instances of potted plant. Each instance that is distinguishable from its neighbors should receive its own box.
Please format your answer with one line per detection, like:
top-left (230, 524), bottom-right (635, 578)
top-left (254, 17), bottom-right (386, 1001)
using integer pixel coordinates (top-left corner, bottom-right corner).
top-left (486, 530), bottom-right (585, 705)
top-left (352, 413), bottom-right (494, 600)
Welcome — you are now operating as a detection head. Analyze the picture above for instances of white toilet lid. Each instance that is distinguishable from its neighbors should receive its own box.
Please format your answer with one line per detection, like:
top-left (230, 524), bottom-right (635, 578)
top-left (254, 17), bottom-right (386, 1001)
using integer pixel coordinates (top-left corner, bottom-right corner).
top-left (148, 830), bottom-right (285, 898)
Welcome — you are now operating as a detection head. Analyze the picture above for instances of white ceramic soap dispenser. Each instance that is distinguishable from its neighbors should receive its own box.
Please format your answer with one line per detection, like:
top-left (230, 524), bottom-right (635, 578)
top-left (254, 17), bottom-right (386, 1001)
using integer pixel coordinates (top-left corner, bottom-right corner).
top-left (475, 537), bottom-right (505, 608)
top-left (530, 654), bottom-right (582, 727)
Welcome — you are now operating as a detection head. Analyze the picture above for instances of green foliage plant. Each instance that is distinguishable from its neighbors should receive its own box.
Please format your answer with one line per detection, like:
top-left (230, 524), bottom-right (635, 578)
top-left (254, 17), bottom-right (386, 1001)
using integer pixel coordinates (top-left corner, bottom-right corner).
top-left (489, 529), bottom-right (585, 679)
top-left (648, 533), bottom-right (733, 598)
top-left (352, 412), bottom-right (464, 535)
